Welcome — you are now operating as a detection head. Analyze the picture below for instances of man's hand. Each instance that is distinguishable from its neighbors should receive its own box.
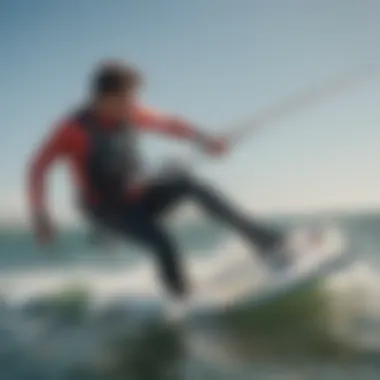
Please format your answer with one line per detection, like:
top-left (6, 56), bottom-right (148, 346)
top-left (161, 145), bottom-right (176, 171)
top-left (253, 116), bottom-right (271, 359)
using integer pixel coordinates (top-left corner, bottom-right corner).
top-left (32, 212), bottom-right (55, 245)
top-left (202, 136), bottom-right (229, 156)
top-left (126, 181), bottom-right (148, 200)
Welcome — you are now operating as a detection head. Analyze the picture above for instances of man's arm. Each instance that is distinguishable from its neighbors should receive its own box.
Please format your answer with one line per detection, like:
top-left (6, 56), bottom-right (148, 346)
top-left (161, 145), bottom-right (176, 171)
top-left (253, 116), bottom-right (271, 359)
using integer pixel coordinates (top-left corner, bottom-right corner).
top-left (132, 104), bottom-right (210, 144)
top-left (28, 124), bottom-right (70, 240)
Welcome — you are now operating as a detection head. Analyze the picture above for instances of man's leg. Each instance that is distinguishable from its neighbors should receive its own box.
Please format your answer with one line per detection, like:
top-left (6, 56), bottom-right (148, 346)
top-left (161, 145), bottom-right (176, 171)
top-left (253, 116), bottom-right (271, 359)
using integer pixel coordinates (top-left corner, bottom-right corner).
top-left (143, 172), bottom-right (283, 252)
top-left (89, 204), bottom-right (188, 298)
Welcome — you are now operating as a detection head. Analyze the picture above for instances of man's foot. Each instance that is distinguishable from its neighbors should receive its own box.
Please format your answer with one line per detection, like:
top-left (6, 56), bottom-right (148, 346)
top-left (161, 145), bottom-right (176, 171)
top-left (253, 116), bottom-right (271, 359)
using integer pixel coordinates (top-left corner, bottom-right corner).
top-left (260, 239), bottom-right (293, 272)
top-left (169, 301), bottom-right (187, 321)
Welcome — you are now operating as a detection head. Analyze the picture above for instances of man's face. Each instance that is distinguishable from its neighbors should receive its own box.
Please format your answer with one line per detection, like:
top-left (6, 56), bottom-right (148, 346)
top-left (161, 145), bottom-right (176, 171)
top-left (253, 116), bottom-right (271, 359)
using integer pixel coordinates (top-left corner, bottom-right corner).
top-left (101, 87), bottom-right (139, 121)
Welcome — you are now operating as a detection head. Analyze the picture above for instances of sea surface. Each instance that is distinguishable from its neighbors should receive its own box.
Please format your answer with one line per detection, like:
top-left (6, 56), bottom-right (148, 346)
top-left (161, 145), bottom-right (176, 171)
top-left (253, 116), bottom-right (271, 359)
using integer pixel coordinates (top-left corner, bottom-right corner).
top-left (0, 211), bottom-right (380, 379)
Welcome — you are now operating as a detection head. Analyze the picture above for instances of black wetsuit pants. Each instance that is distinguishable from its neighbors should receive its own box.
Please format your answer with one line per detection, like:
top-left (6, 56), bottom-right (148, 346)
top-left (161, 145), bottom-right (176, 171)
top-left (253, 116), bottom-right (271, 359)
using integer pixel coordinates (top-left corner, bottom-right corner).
top-left (87, 172), bottom-right (282, 298)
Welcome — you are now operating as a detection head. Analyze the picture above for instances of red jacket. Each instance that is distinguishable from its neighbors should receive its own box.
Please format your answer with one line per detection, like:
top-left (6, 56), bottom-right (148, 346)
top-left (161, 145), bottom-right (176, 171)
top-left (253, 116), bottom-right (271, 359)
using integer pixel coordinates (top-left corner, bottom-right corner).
top-left (28, 104), bottom-right (198, 215)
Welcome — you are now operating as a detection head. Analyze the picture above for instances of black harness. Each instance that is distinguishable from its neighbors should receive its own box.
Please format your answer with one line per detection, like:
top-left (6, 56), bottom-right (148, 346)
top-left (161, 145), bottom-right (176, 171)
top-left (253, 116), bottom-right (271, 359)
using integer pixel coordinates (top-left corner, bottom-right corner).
top-left (77, 109), bottom-right (140, 207)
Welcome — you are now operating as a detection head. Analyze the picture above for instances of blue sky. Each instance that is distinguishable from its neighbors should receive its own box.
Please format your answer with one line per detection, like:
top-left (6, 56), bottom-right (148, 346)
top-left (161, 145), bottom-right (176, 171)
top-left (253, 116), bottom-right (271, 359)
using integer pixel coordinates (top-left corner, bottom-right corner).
top-left (1, 0), bottom-right (380, 223)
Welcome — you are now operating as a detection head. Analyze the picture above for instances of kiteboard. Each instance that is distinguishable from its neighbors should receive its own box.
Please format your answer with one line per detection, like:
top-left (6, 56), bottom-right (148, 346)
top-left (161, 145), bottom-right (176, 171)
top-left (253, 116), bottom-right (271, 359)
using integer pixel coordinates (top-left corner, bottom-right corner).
top-left (182, 225), bottom-right (350, 319)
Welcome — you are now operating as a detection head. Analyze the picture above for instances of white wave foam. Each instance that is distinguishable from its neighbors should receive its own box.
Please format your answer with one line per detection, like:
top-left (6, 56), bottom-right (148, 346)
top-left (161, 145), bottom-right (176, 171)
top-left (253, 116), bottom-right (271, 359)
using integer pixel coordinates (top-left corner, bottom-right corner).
top-left (2, 231), bottom-right (380, 337)
top-left (323, 260), bottom-right (380, 347)
top-left (0, 236), bottom-right (253, 305)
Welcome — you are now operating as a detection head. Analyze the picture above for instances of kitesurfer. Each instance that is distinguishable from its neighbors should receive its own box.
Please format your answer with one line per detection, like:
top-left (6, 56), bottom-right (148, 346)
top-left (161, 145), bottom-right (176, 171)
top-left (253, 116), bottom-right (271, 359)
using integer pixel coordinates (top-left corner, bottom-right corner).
top-left (28, 60), bottom-right (286, 298)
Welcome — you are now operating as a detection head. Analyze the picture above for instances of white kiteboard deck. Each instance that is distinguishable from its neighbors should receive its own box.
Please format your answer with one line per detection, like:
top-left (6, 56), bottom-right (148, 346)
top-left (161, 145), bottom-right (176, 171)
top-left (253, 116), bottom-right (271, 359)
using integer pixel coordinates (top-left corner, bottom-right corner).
top-left (179, 226), bottom-right (350, 318)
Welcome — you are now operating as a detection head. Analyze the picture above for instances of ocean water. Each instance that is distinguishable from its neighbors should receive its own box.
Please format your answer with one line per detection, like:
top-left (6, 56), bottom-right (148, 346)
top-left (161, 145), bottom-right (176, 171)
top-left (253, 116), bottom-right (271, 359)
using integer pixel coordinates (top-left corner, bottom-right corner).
top-left (0, 211), bottom-right (380, 379)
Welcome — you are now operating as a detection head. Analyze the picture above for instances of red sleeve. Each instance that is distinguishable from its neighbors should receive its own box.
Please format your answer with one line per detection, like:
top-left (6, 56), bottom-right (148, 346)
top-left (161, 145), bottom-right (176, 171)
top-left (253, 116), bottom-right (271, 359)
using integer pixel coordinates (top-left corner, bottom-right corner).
top-left (131, 104), bottom-right (200, 140)
top-left (28, 122), bottom-right (72, 215)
